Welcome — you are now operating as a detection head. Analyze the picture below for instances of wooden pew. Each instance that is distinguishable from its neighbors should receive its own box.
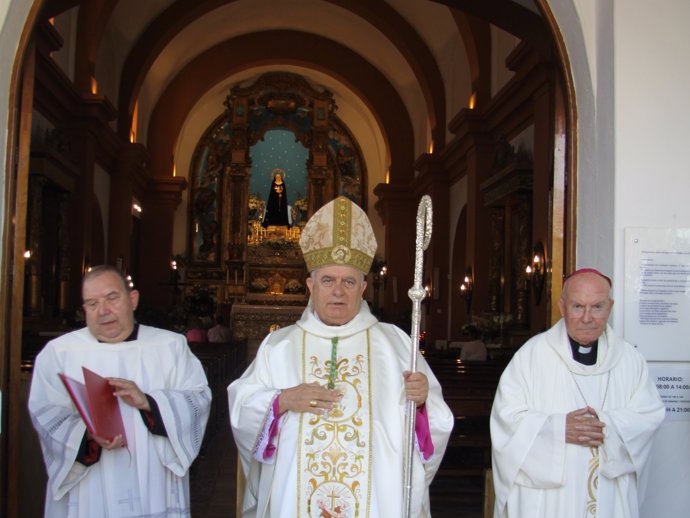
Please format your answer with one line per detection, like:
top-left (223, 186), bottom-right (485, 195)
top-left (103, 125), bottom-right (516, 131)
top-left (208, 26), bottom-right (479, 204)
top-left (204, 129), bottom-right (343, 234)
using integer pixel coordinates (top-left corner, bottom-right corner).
top-left (188, 339), bottom-right (248, 438)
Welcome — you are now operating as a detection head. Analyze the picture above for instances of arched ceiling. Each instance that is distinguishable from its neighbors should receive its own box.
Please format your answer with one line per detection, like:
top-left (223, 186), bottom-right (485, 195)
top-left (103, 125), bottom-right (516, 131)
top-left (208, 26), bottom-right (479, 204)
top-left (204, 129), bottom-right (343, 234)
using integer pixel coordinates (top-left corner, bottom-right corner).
top-left (39, 0), bottom-right (548, 218)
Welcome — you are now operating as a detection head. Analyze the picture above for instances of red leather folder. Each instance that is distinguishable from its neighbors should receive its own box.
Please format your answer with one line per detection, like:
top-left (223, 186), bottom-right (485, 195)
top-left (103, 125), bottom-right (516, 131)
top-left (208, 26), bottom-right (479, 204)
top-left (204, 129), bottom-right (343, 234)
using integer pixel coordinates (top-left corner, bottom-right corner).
top-left (59, 367), bottom-right (127, 445)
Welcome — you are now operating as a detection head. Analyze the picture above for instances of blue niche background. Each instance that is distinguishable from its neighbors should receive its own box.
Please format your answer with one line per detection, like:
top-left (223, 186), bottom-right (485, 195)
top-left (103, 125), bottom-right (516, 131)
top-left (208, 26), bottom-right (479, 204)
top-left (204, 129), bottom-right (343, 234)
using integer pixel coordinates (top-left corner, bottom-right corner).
top-left (248, 129), bottom-right (309, 226)
top-left (188, 88), bottom-right (365, 265)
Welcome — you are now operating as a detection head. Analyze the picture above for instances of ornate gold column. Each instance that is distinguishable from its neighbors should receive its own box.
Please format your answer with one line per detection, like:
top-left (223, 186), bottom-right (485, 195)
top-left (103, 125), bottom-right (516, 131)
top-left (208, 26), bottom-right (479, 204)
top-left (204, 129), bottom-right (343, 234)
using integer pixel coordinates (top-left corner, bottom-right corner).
top-left (224, 163), bottom-right (250, 301)
top-left (307, 98), bottom-right (332, 213)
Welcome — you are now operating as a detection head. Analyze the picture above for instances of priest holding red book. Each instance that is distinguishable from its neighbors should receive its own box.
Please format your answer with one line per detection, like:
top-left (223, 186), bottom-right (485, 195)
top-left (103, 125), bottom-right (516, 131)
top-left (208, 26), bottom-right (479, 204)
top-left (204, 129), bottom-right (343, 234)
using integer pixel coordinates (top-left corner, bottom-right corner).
top-left (28, 265), bottom-right (211, 518)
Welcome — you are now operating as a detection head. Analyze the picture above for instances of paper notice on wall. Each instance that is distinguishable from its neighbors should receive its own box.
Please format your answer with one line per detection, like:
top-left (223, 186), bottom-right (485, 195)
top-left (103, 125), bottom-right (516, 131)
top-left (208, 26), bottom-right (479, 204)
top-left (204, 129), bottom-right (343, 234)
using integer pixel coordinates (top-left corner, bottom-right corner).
top-left (648, 364), bottom-right (690, 421)
top-left (624, 228), bottom-right (690, 361)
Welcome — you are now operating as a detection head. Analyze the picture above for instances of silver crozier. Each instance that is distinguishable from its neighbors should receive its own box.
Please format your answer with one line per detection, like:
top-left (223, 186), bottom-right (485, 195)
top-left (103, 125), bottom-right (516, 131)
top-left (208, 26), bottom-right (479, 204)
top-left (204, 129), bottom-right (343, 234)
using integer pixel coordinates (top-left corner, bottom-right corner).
top-left (402, 194), bottom-right (433, 518)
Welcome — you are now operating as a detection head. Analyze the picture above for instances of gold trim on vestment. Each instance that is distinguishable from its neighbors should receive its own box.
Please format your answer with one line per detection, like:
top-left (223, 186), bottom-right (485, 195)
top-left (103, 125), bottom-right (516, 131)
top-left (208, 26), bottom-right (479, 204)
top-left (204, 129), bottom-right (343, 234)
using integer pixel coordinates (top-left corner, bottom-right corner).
top-left (297, 329), bottom-right (372, 517)
top-left (570, 372), bottom-right (608, 518)
top-left (365, 328), bottom-right (373, 518)
top-left (585, 446), bottom-right (599, 517)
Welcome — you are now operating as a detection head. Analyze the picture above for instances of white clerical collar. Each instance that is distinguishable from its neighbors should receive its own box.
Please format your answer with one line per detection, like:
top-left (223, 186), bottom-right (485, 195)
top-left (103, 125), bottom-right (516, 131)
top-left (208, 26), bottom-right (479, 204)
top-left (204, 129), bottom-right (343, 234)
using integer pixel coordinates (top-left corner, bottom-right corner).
top-left (311, 307), bottom-right (359, 327)
top-left (299, 301), bottom-right (377, 339)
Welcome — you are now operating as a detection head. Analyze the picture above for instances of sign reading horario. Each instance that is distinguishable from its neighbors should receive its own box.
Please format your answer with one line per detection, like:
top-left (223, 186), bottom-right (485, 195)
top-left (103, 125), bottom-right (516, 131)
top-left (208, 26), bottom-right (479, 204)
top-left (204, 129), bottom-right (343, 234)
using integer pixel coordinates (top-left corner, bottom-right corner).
top-left (649, 365), bottom-right (690, 421)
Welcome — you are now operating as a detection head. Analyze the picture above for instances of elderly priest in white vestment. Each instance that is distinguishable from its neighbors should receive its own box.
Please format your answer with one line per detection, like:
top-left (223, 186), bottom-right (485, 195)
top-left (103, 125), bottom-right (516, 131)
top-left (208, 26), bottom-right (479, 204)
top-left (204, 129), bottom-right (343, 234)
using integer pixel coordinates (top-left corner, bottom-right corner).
top-left (490, 268), bottom-right (664, 518)
top-left (28, 265), bottom-right (211, 518)
top-left (228, 196), bottom-right (454, 518)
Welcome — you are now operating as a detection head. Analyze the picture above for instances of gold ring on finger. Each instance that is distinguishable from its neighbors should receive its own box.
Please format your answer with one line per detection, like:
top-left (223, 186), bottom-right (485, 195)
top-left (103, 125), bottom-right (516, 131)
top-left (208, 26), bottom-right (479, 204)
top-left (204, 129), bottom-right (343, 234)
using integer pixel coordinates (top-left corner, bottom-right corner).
top-left (309, 400), bottom-right (318, 408)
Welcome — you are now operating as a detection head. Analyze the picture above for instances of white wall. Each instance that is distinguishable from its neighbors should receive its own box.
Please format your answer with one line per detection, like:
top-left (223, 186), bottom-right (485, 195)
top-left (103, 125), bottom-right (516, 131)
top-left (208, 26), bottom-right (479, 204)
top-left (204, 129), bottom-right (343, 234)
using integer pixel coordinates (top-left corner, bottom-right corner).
top-left (556, 0), bottom-right (690, 515)
top-left (612, 2), bottom-right (690, 516)
top-left (613, 1), bottom-right (690, 288)
top-left (566, 0), bottom-right (616, 279)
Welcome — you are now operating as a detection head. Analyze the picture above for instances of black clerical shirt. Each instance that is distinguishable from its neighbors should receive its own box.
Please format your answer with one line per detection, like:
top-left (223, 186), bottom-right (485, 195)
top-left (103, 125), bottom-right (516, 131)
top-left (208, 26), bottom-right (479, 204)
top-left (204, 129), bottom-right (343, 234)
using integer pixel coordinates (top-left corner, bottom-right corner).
top-left (568, 336), bottom-right (598, 366)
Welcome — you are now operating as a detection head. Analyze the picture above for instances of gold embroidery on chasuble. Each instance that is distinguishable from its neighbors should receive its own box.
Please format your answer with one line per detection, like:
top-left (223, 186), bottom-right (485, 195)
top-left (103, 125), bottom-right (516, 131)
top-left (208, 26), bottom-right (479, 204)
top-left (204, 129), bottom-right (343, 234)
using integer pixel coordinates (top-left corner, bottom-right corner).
top-left (585, 446), bottom-right (599, 518)
top-left (298, 330), bottom-right (373, 518)
top-left (570, 371), bottom-right (609, 518)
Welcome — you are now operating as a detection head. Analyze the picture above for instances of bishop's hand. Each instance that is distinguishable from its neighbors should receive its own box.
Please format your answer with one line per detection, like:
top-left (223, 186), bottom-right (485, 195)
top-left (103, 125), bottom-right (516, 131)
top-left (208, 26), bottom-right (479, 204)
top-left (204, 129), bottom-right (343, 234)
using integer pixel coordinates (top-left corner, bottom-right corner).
top-left (566, 406), bottom-right (605, 447)
top-left (278, 382), bottom-right (343, 415)
top-left (403, 371), bottom-right (428, 408)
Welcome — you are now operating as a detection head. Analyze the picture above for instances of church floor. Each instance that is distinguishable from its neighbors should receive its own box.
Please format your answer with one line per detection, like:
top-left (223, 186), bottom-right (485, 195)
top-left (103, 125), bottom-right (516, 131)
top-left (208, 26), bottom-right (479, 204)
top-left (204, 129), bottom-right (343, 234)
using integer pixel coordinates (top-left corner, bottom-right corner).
top-left (190, 422), bottom-right (484, 518)
top-left (190, 421), bottom-right (237, 518)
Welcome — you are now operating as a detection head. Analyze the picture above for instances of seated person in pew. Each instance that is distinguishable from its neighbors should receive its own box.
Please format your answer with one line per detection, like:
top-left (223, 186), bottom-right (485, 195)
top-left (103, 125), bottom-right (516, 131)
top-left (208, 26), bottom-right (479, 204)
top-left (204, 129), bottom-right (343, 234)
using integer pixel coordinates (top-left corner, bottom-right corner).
top-left (185, 315), bottom-right (208, 343)
top-left (460, 340), bottom-right (487, 361)
top-left (207, 314), bottom-right (233, 343)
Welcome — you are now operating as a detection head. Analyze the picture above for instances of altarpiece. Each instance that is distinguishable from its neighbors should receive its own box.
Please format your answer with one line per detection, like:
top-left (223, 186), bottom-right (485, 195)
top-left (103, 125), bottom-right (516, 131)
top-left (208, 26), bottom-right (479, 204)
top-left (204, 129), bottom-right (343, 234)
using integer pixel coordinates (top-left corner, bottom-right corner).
top-left (182, 72), bottom-right (366, 339)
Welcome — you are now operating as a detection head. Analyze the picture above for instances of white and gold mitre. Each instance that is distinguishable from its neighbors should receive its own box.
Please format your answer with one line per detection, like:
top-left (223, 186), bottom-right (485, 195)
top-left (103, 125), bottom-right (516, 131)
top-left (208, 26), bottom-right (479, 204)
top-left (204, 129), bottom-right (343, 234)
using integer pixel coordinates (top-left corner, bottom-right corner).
top-left (299, 196), bottom-right (377, 274)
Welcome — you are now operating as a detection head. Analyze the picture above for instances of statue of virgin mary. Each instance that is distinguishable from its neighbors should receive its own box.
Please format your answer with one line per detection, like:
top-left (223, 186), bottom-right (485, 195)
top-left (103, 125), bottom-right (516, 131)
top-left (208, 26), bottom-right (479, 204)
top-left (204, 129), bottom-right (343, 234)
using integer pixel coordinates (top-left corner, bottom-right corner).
top-left (262, 168), bottom-right (292, 228)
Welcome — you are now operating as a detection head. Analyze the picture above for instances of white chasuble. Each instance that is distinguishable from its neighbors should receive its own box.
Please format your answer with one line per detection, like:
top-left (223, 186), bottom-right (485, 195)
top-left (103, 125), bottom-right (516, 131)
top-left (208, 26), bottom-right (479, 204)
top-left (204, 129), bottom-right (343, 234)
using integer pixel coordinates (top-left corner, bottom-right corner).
top-left (490, 319), bottom-right (665, 518)
top-left (228, 302), bottom-right (454, 518)
top-left (564, 371), bottom-right (608, 518)
top-left (298, 329), bottom-right (373, 518)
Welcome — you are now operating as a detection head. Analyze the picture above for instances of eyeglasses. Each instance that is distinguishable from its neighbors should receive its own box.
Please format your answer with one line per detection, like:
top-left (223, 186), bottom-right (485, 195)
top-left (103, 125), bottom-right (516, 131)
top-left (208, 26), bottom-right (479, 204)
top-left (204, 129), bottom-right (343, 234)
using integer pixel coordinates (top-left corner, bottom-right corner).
top-left (566, 302), bottom-right (610, 318)
top-left (83, 292), bottom-right (124, 312)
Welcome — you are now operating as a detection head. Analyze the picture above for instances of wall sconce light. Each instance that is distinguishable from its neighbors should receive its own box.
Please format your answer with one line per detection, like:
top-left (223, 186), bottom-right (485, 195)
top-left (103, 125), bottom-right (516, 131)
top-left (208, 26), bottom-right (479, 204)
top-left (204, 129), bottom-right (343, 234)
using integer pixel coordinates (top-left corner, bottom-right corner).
top-left (131, 197), bottom-right (143, 217)
top-left (380, 263), bottom-right (388, 290)
top-left (459, 266), bottom-right (474, 316)
top-left (170, 257), bottom-right (180, 288)
top-left (371, 258), bottom-right (388, 315)
top-left (527, 242), bottom-right (546, 305)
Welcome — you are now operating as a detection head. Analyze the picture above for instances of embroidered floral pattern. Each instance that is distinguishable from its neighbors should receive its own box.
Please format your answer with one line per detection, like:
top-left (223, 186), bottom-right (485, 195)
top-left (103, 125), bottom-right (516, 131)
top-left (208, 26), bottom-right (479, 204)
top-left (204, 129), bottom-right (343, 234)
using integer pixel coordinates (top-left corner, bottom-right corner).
top-left (299, 334), bottom-right (371, 518)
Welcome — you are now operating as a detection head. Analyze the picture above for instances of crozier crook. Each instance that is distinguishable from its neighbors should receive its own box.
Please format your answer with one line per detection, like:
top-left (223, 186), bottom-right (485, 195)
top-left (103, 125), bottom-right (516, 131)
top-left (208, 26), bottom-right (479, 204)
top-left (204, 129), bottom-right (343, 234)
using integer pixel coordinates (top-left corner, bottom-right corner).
top-left (403, 194), bottom-right (433, 518)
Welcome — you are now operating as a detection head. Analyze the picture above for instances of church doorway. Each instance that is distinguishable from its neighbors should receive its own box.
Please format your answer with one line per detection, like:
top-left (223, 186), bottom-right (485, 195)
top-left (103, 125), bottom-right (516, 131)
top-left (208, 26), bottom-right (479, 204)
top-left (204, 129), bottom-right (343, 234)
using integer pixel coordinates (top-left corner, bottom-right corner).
top-left (0, 2), bottom-right (594, 516)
